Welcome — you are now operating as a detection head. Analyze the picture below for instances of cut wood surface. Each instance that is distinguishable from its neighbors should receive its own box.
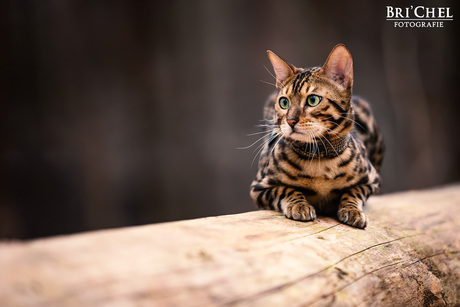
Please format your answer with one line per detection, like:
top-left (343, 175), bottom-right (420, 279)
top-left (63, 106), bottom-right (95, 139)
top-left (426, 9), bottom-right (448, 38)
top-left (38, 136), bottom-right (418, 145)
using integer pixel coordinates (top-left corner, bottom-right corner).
top-left (1, 185), bottom-right (460, 306)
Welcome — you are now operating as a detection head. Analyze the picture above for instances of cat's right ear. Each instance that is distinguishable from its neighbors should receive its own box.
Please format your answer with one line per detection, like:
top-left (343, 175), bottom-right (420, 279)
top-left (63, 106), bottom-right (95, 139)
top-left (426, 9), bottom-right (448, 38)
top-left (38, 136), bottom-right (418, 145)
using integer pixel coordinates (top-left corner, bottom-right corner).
top-left (267, 50), bottom-right (296, 89)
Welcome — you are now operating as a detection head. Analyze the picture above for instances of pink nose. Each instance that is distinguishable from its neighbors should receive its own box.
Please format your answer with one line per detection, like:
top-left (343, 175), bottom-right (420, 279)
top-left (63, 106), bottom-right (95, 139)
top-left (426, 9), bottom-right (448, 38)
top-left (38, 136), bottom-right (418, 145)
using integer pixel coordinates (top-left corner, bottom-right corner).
top-left (287, 119), bottom-right (298, 127)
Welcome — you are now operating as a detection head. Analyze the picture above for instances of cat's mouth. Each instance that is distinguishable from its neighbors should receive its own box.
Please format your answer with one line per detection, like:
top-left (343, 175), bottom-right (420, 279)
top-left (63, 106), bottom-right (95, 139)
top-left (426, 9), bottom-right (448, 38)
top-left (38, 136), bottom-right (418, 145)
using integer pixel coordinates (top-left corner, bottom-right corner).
top-left (290, 129), bottom-right (303, 136)
top-left (287, 124), bottom-right (309, 136)
top-left (281, 124), bottom-right (300, 135)
top-left (282, 124), bottom-right (326, 142)
top-left (285, 129), bottom-right (308, 142)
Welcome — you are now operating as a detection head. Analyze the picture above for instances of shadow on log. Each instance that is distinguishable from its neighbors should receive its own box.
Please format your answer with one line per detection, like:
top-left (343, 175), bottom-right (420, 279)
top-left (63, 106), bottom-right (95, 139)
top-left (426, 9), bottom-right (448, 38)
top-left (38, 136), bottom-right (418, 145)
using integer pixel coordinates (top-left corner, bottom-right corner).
top-left (0, 185), bottom-right (459, 306)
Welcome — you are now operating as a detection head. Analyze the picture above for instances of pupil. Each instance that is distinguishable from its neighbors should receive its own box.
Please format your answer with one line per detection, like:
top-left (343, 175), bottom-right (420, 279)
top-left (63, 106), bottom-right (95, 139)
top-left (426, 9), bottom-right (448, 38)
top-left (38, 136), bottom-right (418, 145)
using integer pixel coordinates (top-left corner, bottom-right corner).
top-left (280, 98), bottom-right (289, 108)
top-left (308, 95), bottom-right (320, 106)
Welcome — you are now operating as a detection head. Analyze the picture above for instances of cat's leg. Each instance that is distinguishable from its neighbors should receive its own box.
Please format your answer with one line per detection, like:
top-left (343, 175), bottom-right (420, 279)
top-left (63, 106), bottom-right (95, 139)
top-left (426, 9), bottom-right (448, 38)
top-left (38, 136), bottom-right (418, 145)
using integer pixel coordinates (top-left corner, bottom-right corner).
top-left (337, 184), bottom-right (373, 229)
top-left (250, 184), bottom-right (316, 221)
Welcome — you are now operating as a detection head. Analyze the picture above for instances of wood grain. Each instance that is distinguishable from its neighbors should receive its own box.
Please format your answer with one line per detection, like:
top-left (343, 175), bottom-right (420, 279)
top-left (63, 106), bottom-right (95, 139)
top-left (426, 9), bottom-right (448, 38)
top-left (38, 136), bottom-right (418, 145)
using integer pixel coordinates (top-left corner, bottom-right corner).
top-left (1, 184), bottom-right (459, 306)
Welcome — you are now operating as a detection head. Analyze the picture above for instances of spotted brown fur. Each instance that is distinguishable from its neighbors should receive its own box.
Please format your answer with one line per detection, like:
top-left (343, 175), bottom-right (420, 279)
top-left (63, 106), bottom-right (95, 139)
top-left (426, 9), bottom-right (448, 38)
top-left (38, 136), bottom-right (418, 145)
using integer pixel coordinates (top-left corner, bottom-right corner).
top-left (250, 44), bottom-right (385, 228)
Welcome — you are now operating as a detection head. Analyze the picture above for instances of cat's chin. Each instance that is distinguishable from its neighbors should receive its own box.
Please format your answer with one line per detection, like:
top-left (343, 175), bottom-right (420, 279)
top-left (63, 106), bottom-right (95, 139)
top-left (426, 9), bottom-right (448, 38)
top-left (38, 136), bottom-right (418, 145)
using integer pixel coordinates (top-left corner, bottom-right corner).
top-left (281, 125), bottom-right (326, 143)
top-left (284, 132), bottom-right (310, 143)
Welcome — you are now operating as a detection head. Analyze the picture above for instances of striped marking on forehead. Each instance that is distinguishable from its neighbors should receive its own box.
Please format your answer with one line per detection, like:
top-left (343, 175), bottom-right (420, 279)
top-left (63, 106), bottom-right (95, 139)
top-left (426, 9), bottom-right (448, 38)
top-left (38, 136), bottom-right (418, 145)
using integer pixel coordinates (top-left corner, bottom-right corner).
top-left (289, 67), bottom-right (321, 94)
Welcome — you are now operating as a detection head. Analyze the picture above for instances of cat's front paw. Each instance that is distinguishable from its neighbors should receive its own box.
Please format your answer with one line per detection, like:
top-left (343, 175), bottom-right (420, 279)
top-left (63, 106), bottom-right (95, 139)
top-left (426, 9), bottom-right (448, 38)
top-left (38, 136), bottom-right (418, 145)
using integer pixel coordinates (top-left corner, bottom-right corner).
top-left (337, 207), bottom-right (367, 229)
top-left (285, 202), bottom-right (316, 222)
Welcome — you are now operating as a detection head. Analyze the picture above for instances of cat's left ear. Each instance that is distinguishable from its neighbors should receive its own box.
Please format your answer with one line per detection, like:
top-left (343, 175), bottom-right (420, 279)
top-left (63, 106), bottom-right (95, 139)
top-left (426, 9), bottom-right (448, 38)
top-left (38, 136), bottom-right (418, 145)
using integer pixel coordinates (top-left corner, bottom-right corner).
top-left (320, 44), bottom-right (353, 91)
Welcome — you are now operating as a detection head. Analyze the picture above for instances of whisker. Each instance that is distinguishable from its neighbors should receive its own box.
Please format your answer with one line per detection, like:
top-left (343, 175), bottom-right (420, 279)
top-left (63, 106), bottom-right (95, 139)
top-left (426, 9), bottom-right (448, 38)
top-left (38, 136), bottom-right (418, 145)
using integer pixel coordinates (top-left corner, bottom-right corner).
top-left (270, 134), bottom-right (283, 157)
top-left (310, 123), bottom-right (349, 137)
top-left (325, 115), bottom-right (366, 131)
top-left (316, 132), bottom-right (329, 156)
top-left (324, 128), bottom-right (349, 136)
top-left (247, 130), bottom-right (274, 136)
top-left (259, 79), bottom-right (277, 87)
top-left (251, 132), bottom-right (280, 166)
top-left (255, 124), bottom-right (279, 129)
top-left (307, 130), bottom-right (316, 167)
top-left (237, 132), bottom-right (274, 150)
top-left (318, 131), bottom-right (344, 165)
top-left (253, 132), bottom-right (278, 152)
top-left (255, 119), bottom-right (277, 127)
top-left (258, 118), bottom-right (273, 123)
top-left (264, 65), bottom-right (286, 89)
top-left (259, 133), bottom-right (283, 169)
top-left (312, 130), bottom-right (321, 168)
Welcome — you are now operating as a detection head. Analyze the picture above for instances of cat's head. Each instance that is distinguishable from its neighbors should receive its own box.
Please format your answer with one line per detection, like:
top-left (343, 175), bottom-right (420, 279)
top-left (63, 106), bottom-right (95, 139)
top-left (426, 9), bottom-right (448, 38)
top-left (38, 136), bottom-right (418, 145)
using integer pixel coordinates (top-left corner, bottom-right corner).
top-left (267, 44), bottom-right (354, 143)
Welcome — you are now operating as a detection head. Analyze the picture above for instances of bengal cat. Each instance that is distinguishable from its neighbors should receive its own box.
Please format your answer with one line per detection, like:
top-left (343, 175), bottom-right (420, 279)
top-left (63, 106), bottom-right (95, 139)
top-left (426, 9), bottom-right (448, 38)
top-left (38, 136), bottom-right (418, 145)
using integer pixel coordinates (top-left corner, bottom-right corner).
top-left (250, 44), bottom-right (384, 228)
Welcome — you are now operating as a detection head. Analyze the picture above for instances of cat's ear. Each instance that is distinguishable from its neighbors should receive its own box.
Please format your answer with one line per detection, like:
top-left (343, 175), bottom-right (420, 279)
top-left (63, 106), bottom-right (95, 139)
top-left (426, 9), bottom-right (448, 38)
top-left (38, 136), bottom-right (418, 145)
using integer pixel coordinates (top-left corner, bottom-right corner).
top-left (267, 50), bottom-right (297, 89)
top-left (320, 44), bottom-right (353, 91)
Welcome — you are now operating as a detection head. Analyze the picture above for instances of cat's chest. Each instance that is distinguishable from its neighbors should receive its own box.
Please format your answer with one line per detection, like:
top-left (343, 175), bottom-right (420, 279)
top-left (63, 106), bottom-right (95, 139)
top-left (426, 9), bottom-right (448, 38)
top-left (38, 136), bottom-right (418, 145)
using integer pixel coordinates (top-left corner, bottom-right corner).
top-left (272, 146), bottom-right (362, 193)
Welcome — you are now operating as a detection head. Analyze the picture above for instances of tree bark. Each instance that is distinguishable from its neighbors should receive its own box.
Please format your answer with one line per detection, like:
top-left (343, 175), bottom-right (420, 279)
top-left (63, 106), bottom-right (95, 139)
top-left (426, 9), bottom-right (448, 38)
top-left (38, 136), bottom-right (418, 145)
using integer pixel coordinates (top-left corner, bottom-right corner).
top-left (0, 184), bottom-right (459, 306)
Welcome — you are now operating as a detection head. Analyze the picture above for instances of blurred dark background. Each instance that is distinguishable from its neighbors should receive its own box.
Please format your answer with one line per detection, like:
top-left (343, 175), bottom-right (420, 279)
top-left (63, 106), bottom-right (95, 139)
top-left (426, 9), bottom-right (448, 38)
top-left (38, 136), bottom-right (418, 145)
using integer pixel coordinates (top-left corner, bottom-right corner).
top-left (1, 0), bottom-right (459, 239)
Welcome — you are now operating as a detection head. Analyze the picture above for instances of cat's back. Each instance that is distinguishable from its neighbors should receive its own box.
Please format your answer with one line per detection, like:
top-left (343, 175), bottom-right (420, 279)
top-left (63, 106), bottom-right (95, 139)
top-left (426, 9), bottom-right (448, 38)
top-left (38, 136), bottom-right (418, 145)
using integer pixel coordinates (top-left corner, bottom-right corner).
top-left (263, 91), bottom-right (277, 123)
top-left (351, 96), bottom-right (385, 172)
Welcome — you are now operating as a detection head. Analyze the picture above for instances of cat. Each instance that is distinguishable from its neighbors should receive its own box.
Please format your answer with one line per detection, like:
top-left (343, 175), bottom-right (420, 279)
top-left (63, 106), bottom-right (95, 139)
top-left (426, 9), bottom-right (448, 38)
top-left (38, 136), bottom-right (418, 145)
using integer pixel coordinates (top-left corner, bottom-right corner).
top-left (250, 44), bottom-right (384, 229)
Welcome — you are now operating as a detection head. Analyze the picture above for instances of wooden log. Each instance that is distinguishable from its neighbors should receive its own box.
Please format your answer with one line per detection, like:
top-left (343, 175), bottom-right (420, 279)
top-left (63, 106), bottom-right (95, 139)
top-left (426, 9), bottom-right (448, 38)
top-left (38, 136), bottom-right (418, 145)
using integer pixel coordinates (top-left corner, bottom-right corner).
top-left (0, 185), bottom-right (459, 306)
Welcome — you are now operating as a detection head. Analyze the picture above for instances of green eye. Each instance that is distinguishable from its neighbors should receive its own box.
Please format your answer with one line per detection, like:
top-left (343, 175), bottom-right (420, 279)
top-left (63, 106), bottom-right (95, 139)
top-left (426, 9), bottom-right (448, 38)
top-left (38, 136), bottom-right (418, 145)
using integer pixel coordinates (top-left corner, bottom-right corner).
top-left (279, 97), bottom-right (290, 109)
top-left (307, 95), bottom-right (322, 107)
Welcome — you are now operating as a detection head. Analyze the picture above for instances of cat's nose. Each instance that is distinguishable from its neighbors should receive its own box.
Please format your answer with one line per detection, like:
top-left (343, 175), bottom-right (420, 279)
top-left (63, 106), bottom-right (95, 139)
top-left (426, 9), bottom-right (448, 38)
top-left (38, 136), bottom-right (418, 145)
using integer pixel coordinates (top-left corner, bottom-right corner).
top-left (287, 118), bottom-right (298, 128)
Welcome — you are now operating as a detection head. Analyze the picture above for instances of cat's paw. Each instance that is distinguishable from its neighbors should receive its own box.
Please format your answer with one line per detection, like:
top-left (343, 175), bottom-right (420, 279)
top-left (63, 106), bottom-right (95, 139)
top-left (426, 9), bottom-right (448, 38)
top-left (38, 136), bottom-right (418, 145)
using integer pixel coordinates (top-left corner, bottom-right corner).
top-left (285, 202), bottom-right (316, 222)
top-left (337, 207), bottom-right (367, 229)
